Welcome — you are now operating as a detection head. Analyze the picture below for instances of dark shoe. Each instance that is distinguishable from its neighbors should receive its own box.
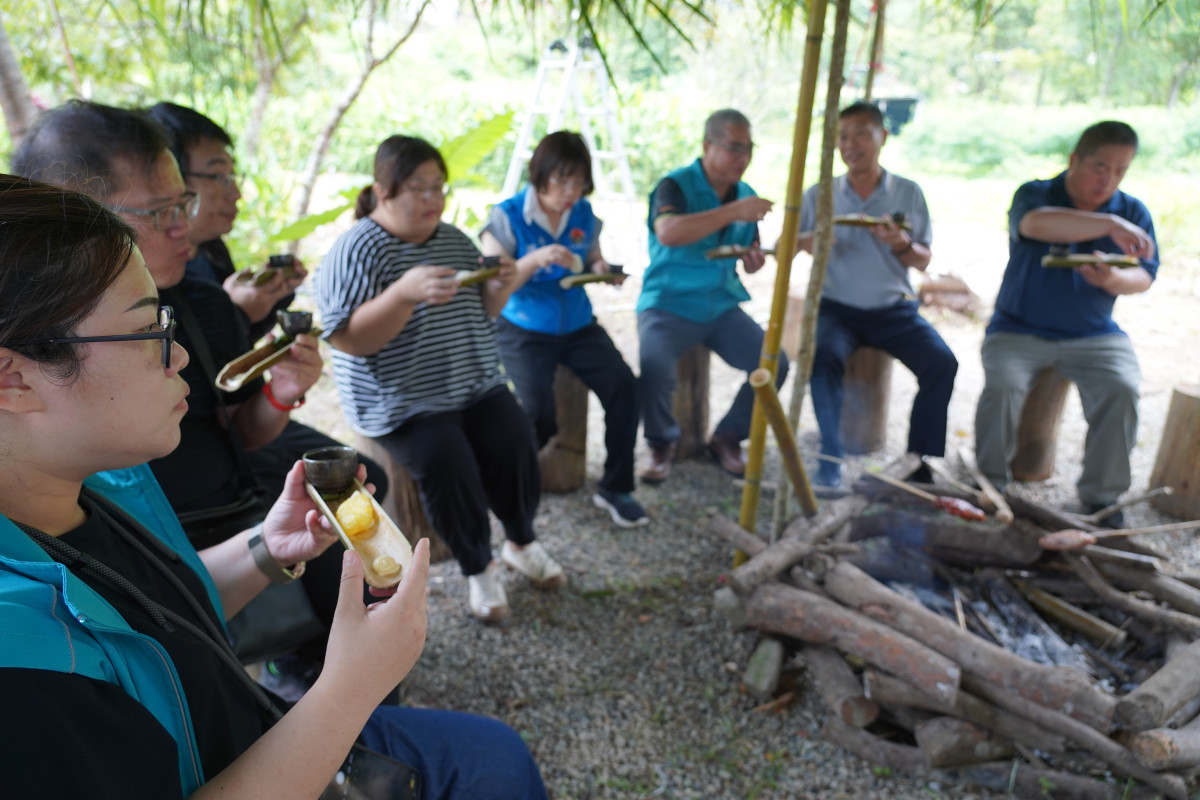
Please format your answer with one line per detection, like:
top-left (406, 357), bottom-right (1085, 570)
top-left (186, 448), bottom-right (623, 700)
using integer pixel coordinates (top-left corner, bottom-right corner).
top-left (910, 464), bottom-right (933, 485)
top-left (593, 488), bottom-right (650, 527)
top-left (814, 461), bottom-right (843, 490)
top-left (1084, 503), bottom-right (1125, 530)
top-left (638, 443), bottom-right (676, 484)
top-left (708, 433), bottom-right (746, 477)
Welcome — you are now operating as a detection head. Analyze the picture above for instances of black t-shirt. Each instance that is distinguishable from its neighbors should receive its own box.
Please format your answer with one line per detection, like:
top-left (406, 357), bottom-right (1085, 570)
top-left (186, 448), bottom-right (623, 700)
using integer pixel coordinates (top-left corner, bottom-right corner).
top-left (0, 510), bottom-right (276, 797)
top-left (151, 278), bottom-right (260, 513)
top-left (189, 239), bottom-right (295, 342)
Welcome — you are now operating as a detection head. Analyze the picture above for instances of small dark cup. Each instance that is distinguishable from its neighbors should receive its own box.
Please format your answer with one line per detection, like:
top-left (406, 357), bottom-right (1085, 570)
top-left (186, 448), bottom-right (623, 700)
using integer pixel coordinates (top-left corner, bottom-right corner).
top-left (269, 253), bottom-right (296, 268)
top-left (277, 309), bottom-right (314, 337)
top-left (302, 445), bottom-right (358, 493)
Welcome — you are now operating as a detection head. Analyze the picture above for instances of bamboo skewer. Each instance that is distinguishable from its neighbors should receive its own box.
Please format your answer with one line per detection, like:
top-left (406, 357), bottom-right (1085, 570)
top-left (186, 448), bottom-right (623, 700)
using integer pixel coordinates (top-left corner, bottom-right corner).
top-left (957, 446), bottom-right (1015, 523)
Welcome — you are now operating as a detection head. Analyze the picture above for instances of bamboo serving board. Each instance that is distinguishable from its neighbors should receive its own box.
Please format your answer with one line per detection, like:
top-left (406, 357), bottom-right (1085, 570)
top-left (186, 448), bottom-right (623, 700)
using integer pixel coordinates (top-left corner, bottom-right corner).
top-left (560, 273), bottom-right (623, 290)
top-left (305, 479), bottom-right (413, 589)
top-left (833, 214), bottom-right (913, 231)
top-left (1040, 253), bottom-right (1140, 268)
top-left (215, 328), bottom-right (323, 392)
top-left (704, 244), bottom-right (776, 260)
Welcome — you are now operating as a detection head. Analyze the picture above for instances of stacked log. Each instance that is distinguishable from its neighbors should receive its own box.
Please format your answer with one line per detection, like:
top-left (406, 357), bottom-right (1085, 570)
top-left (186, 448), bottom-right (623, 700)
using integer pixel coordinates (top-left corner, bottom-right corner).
top-left (714, 462), bottom-right (1200, 799)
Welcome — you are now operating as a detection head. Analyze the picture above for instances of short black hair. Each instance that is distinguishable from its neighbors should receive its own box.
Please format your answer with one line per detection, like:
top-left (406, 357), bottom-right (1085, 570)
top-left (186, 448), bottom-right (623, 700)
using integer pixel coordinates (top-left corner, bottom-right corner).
top-left (527, 131), bottom-right (594, 195)
top-left (839, 101), bottom-right (885, 128)
top-left (146, 102), bottom-right (235, 174)
top-left (1073, 121), bottom-right (1138, 159)
top-left (12, 100), bottom-right (172, 202)
top-left (704, 109), bottom-right (751, 143)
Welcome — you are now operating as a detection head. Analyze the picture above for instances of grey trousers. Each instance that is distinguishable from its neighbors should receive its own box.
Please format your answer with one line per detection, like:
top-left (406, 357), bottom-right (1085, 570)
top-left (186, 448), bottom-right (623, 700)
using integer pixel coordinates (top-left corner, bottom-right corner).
top-left (637, 306), bottom-right (788, 446)
top-left (974, 331), bottom-right (1141, 506)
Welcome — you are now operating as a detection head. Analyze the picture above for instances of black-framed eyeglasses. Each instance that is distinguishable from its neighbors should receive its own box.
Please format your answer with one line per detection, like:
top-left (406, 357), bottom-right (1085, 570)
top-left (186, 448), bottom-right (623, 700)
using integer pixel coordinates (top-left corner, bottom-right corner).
top-left (185, 171), bottom-right (241, 189)
top-left (109, 193), bottom-right (199, 231)
top-left (7, 306), bottom-right (177, 368)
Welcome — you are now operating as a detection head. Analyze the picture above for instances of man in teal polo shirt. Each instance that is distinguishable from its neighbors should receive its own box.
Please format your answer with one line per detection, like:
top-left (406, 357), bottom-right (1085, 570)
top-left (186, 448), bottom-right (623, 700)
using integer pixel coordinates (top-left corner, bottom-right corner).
top-left (974, 120), bottom-right (1158, 527)
top-left (636, 109), bottom-right (784, 483)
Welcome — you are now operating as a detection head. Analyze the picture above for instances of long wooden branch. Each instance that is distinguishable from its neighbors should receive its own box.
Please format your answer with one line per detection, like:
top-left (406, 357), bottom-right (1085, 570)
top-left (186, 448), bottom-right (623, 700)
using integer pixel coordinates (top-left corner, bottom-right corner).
top-left (823, 561), bottom-right (1116, 730)
top-left (745, 583), bottom-right (961, 704)
top-left (1070, 555), bottom-right (1200, 637)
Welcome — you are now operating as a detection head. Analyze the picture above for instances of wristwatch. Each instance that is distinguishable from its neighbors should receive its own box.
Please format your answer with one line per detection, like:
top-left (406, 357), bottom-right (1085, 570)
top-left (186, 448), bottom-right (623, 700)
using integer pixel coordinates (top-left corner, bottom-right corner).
top-left (248, 525), bottom-right (306, 584)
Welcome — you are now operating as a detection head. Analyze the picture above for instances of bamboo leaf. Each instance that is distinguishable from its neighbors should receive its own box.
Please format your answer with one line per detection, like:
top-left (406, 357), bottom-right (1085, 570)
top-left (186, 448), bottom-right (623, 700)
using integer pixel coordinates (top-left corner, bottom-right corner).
top-left (439, 110), bottom-right (516, 180)
top-left (269, 187), bottom-right (360, 242)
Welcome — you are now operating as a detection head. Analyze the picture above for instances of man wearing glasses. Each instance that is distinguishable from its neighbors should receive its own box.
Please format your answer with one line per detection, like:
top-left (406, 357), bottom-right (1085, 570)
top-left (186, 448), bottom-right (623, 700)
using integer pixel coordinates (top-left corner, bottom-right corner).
top-left (636, 108), bottom-right (784, 484)
top-left (148, 102), bottom-right (303, 342)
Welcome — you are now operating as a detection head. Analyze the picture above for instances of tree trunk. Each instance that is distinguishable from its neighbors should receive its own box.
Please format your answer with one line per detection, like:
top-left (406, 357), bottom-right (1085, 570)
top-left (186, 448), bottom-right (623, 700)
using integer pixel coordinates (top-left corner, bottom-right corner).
top-left (863, 0), bottom-right (887, 102)
top-left (1114, 640), bottom-right (1200, 732)
top-left (801, 643), bottom-right (879, 727)
top-left (538, 365), bottom-right (588, 492)
top-left (1011, 368), bottom-right (1072, 482)
top-left (293, 0), bottom-right (430, 221)
top-left (673, 346), bottom-right (710, 459)
top-left (1129, 713), bottom-right (1200, 771)
top-left (914, 716), bottom-right (1014, 767)
top-left (1149, 384), bottom-right (1200, 519)
top-left (0, 13), bottom-right (38, 146)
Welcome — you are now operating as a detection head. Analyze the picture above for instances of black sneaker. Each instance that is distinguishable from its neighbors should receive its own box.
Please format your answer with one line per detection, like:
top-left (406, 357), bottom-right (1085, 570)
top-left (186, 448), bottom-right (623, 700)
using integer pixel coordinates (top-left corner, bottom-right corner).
top-left (593, 488), bottom-right (650, 528)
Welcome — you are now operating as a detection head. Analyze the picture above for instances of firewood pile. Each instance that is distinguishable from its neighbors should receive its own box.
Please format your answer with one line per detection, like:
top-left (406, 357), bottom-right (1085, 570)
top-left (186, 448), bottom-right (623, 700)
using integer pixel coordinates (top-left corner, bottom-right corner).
top-left (713, 454), bottom-right (1200, 800)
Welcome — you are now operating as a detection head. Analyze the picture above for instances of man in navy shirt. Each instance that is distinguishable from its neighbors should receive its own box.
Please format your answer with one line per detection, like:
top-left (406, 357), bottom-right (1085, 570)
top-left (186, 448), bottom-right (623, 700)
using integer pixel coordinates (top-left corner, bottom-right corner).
top-left (974, 121), bottom-right (1158, 525)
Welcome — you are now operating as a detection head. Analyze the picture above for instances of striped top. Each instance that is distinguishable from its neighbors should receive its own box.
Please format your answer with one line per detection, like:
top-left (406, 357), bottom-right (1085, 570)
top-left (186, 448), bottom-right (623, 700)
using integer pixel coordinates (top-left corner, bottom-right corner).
top-left (316, 218), bottom-right (506, 437)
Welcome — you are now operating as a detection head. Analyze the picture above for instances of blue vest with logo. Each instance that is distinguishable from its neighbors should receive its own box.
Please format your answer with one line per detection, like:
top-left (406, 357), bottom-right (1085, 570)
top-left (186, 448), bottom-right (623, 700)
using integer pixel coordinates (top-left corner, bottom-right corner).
top-left (637, 158), bottom-right (757, 323)
top-left (498, 188), bottom-right (598, 336)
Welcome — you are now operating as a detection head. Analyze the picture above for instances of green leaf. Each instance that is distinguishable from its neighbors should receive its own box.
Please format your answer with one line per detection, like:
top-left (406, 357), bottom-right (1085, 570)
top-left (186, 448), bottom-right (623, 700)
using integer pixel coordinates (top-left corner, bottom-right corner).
top-left (439, 110), bottom-right (516, 180)
top-left (270, 187), bottom-right (361, 242)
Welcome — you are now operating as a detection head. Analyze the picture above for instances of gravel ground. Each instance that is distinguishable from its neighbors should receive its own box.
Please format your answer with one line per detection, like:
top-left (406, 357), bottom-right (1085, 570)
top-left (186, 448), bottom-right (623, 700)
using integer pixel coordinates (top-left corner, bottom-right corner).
top-left (292, 222), bottom-right (1200, 799)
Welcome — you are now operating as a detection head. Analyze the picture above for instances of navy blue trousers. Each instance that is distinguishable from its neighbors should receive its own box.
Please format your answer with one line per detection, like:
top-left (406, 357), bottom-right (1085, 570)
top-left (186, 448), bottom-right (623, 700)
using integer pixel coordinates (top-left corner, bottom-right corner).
top-left (810, 298), bottom-right (957, 459)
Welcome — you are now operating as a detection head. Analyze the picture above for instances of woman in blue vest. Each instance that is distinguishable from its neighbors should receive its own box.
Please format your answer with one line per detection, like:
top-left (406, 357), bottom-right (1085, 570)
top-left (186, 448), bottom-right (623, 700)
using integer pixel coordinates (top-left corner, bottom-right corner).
top-left (0, 175), bottom-right (548, 798)
top-left (481, 131), bottom-right (648, 528)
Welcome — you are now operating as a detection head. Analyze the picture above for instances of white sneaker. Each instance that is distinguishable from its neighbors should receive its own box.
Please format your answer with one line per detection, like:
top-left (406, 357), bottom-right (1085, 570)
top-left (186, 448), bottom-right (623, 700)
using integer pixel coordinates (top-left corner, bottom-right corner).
top-left (501, 541), bottom-right (566, 590)
top-left (467, 564), bottom-right (509, 622)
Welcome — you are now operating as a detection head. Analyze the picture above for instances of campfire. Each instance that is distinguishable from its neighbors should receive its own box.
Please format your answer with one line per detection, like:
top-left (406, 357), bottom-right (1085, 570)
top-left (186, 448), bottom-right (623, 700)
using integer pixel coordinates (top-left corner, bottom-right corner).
top-left (713, 454), bottom-right (1200, 800)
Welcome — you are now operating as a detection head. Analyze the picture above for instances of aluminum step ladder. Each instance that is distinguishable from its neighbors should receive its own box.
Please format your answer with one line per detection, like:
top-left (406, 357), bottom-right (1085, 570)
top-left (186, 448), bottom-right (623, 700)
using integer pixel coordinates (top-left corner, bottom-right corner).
top-left (502, 38), bottom-right (636, 204)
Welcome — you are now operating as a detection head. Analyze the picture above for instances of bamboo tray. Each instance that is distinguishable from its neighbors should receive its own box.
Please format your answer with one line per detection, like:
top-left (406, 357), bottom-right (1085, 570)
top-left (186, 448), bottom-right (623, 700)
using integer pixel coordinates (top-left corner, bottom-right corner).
top-left (705, 244), bottom-right (776, 260)
top-left (1041, 252), bottom-right (1140, 268)
top-left (305, 479), bottom-right (413, 589)
top-left (833, 213), bottom-right (913, 231)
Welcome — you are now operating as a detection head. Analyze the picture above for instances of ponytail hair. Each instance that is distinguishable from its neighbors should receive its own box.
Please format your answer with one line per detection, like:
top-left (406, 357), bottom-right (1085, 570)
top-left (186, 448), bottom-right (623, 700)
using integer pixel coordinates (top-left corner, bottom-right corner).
top-left (355, 184), bottom-right (377, 219)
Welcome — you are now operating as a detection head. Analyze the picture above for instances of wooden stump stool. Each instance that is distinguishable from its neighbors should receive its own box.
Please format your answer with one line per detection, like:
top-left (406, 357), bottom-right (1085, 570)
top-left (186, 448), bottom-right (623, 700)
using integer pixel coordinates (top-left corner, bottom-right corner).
top-left (782, 290), bottom-right (893, 455)
top-left (1010, 368), bottom-right (1073, 482)
top-left (673, 345), bottom-right (711, 459)
top-left (1149, 384), bottom-right (1200, 518)
top-left (354, 435), bottom-right (453, 563)
top-left (539, 365), bottom-right (588, 493)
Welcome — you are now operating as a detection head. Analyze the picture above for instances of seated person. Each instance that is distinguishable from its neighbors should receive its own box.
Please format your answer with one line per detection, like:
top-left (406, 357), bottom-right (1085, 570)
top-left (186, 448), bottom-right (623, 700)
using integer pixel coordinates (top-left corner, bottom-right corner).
top-left (13, 101), bottom-right (376, 679)
top-left (480, 130), bottom-right (647, 528)
top-left (0, 174), bottom-right (549, 800)
top-left (147, 101), bottom-right (300, 341)
top-left (974, 121), bottom-right (1159, 527)
top-left (635, 109), bottom-right (787, 484)
top-left (146, 100), bottom-right (388, 516)
top-left (317, 135), bottom-right (566, 623)
top-left (794, 101), bottom-right (957, 488)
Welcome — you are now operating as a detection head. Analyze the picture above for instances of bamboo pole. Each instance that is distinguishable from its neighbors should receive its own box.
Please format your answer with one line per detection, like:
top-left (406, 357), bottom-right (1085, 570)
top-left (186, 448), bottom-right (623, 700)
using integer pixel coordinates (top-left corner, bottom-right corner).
top-left (863, 0), bottom-right (887, 102)
top-left (771, 0), bottom-right (852, 539)
top-left (750, 369), bottom-right (817, 513)
top-left (736, 0), bottom-right (831, 558)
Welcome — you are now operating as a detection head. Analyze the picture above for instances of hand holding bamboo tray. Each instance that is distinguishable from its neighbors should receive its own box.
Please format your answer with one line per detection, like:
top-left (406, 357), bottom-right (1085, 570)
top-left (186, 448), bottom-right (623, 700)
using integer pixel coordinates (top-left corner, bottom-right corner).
top-left (560, 265), bottom-right (625, 290)
top-left (705, 244), bottom-right (776, 260)
top-left (233, 254), bottom-right (302, 286)
top-left (1041, 252), bottom-right (1140, 268)
top-left (216, 309), bottom-right (322, 392)
top-left (302, 446), bottom-right (413, 589)
top-left (455, 255), bottom-right (504, 288)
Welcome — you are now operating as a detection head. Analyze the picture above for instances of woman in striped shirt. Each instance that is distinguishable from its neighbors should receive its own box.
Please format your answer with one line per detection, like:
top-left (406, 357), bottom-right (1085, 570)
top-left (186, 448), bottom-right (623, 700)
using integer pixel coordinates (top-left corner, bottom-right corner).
top-left (316, 136), bottom-right (565, 622)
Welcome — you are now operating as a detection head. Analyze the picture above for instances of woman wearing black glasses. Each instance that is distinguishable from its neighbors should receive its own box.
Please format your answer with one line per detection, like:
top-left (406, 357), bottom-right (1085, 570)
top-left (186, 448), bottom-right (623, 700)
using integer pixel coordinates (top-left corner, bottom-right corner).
top-left (0, 175), bottom-right (548, 799)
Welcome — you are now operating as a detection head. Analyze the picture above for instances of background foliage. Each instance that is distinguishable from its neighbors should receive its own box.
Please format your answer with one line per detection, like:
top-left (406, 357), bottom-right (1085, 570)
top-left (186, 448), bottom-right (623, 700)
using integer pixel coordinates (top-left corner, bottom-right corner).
top-left (3, 0), bottom-right (1199, 270)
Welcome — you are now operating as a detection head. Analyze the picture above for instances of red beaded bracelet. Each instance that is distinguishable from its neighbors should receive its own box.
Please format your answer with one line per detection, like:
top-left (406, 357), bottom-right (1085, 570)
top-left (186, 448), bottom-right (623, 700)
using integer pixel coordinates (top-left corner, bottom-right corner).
top-left (263, 382), bottom-right (305, 411)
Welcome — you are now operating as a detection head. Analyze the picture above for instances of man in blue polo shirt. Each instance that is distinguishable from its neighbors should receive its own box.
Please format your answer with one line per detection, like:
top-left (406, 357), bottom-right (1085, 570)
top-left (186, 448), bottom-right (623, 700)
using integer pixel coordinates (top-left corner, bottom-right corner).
top-left (975, 121), bottom-right (1158, 527)
top-left (636, 109), bottom-right (783, 483)
top-left (796, 101), bottom-right (958, 489)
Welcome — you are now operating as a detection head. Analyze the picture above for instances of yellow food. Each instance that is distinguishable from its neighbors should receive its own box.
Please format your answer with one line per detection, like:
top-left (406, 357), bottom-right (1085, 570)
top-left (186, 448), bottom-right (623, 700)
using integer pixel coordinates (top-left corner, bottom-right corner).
top-left (372, 555), bottom-right (401, 578)
top-left (335, 491), bottom-right (377, 539)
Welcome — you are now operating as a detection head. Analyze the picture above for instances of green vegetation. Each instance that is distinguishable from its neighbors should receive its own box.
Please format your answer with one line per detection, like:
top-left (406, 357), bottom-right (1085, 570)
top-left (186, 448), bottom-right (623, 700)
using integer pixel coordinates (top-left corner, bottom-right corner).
top-left (3, 1), bottom-right (1198, 271)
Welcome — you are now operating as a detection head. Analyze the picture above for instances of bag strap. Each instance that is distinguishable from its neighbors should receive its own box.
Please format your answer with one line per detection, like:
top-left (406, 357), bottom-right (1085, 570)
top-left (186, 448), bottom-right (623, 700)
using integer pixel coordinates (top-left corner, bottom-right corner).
top-left (165, 286), bottom-right (263, 495)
